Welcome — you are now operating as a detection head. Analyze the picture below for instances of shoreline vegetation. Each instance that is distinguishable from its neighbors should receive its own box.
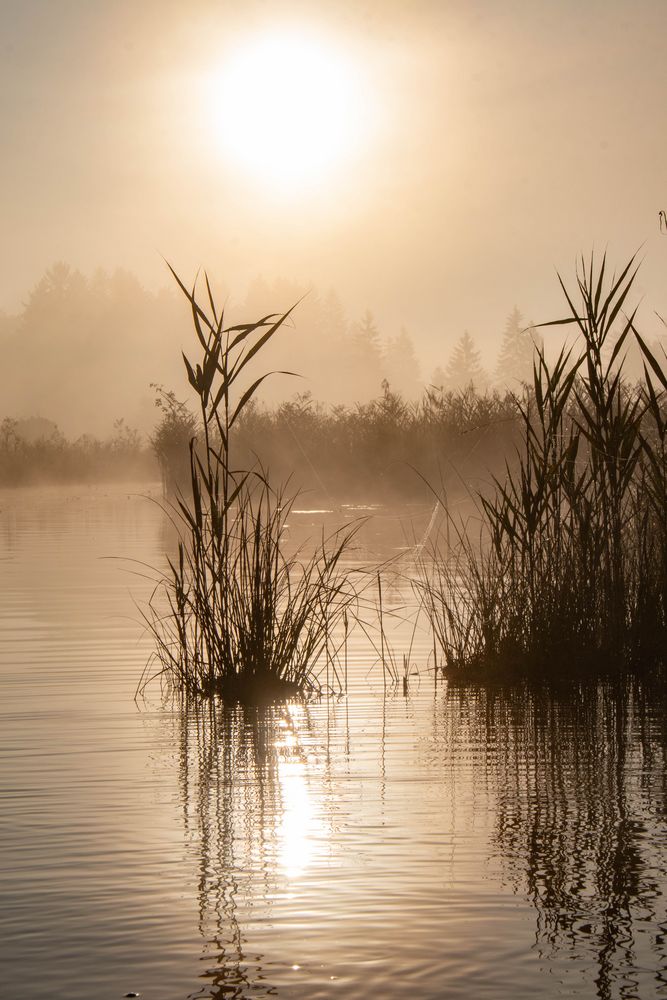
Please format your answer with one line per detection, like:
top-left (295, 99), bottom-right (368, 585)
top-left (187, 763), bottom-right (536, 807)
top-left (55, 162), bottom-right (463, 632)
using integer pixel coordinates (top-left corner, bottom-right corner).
top-left (0, 416), bottom-right (159, 486)
top-left (152, 379), bottom-right (522, 503)
top-left (147, 256), bottom-right (667, 693)
top-left (0, 382), bottom-right (521, 499)
top-left (7, 253), bottom-right (666, 691)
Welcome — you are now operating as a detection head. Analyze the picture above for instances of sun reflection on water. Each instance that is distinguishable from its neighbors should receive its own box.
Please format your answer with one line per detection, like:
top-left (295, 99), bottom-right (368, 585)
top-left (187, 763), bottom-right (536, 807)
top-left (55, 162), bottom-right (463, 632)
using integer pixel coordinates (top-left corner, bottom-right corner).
top-left (274, 705), bottom-right (329, 880)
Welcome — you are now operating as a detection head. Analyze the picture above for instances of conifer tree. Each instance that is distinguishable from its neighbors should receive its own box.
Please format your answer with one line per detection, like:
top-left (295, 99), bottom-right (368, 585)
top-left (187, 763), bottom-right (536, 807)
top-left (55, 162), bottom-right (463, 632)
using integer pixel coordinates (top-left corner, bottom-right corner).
top-left (495, 307), bottom-right (539, 388)
top-left (345, 309), bottom-right (384, 399)
top-left (353, 310), bottom-right (383, 364)
top-left (444, 330), bottom-right (487, 390)
top-left (383, 327), bottom-right (421, 397)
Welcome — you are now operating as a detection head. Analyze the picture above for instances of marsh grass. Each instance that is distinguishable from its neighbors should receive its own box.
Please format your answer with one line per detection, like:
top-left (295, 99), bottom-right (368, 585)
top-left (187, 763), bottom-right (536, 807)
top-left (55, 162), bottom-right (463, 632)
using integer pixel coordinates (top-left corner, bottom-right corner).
top-left (140, 271), bottom-right (359, 704)
top-left (0, 417), bottom-right (155, 485)
top-left (229, 380), bottom-right (520, 504)
top-left (417, 254), bottom-right (667, 679)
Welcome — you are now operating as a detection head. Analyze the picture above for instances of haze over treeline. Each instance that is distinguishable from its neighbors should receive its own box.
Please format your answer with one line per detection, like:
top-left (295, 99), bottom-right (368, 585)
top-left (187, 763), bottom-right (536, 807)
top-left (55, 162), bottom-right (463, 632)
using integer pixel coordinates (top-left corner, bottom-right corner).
top-left (2, 0), bottom-right (667, 403)
top-left (0, 261), bottom-right (553, 437)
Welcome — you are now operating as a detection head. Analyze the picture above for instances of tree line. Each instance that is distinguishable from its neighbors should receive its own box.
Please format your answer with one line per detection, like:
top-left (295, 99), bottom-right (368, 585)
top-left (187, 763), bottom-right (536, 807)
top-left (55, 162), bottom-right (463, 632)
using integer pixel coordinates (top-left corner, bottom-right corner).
top-left (0, 262), bottom-right (545, 437)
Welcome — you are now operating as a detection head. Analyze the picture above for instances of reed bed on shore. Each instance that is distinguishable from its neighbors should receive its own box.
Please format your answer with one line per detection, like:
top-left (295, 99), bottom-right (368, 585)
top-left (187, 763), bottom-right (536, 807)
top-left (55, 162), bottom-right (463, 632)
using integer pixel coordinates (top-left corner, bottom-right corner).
top-left (0, 417), bottom-right (155, 485)
top-left (155, 380), bottom-right (521, 504)
top-left (416, 255), bottom-right (667, 680)
top-left (141, 272), bottom-right (358, 704)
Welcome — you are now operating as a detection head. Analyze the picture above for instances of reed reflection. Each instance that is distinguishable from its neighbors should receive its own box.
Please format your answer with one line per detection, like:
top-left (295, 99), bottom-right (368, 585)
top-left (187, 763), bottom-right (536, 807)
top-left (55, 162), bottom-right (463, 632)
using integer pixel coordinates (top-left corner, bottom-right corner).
top-left (176, 699), bottom-right (331, 998)
top-left (443, 679), bottom-right (667, 999)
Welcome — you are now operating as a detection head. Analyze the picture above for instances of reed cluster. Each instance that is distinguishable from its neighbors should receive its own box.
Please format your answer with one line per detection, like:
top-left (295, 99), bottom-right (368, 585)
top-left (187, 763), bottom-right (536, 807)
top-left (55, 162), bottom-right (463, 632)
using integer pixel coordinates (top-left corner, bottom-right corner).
top-left (156, 380), bottom-right (521, 503)
top-left (0, 416), bottom-right (155, 485)
top-left (142, 272), bottom-right (358, 703)
top-left (417, 255), bottom-right (667, 678)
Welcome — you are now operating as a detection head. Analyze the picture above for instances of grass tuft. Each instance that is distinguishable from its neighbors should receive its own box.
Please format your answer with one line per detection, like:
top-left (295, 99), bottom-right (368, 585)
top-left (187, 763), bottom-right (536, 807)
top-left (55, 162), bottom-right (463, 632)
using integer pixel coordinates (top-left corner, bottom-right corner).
top-left (139, 272), bottom-right (358, 704)
top-left (416, 254), bottom-right (667, 680)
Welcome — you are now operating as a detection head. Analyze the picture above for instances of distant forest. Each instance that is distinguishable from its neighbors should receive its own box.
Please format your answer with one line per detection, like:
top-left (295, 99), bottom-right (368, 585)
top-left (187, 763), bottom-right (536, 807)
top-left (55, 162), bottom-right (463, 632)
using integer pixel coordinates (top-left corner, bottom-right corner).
top-left (0, 262), bottom-right (547, 434)
top-left (1, 261), bottom-right (660, 490)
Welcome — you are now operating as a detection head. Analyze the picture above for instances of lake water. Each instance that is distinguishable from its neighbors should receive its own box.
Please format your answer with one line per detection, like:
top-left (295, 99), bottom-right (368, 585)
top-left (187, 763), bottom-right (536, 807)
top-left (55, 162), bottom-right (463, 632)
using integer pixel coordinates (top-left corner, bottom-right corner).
top-left (1, 484), bottom-right (666, 999)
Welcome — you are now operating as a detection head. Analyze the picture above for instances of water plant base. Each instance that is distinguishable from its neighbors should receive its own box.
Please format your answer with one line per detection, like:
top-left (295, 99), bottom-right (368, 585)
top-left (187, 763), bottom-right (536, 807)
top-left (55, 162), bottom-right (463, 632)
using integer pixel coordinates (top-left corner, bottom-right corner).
top-left (201, 670), bottom-right (304, 706)
top-left (440, 642), bottom-right (666, 686)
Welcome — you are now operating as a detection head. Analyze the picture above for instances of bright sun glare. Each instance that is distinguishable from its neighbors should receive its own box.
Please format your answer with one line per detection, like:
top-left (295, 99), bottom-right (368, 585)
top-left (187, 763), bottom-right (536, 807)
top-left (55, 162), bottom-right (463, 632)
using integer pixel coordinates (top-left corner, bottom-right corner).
top-left (212, 30), bottom-right (367, 194)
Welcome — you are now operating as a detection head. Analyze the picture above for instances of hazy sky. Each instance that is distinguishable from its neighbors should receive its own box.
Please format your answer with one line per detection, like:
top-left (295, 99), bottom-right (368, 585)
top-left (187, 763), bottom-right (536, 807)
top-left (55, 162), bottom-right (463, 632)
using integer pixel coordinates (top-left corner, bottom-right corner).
top-left (2, 0), bottom-right (667, 370)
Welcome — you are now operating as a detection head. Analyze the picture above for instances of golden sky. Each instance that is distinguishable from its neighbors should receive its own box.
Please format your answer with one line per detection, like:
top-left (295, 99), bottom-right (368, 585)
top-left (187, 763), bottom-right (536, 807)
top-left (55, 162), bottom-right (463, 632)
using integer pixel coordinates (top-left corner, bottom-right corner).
top-left (2, 0), bottom-right (667, 366)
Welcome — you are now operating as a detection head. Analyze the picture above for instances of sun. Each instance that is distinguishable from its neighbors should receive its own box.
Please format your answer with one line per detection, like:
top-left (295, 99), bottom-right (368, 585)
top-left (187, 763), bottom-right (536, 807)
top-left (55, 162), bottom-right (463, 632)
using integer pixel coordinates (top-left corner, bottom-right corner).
top-left (210, 29), bottom-right (367, 194)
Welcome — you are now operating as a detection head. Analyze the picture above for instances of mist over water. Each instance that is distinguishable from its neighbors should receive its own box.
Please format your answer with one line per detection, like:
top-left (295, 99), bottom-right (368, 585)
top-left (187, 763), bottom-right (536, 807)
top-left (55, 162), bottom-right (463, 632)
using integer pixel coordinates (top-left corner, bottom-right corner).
top-left (3, 2), bottom-right (667, 997)
top-left (2, 486), bottom-right (666, 999)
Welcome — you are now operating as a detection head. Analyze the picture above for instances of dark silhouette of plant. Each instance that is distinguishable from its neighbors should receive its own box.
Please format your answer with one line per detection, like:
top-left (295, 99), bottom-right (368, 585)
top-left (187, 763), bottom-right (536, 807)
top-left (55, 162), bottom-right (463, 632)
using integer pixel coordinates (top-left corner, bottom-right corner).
top-left (141, 271), bottom-right (359, 704)
top-left (417, 253), bottom-right (667, 678)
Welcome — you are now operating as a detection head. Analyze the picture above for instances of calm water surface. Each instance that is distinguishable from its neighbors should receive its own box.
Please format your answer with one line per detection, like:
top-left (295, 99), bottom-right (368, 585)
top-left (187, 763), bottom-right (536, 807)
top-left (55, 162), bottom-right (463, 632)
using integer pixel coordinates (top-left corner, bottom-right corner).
top-left (1, 484), bottom-right (666, 999)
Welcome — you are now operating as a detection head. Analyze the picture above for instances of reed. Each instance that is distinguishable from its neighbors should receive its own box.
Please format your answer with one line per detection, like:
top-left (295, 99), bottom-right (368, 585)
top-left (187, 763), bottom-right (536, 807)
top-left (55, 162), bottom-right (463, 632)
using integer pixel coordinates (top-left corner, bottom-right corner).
top-left (210, 380), bottom-right (521, 504)
top-left (0, 417), bottom-right (155, 485)
top-left (416, 254), bottom-right (667, 679)
top-left (140, 271), bottom-right (358, 703)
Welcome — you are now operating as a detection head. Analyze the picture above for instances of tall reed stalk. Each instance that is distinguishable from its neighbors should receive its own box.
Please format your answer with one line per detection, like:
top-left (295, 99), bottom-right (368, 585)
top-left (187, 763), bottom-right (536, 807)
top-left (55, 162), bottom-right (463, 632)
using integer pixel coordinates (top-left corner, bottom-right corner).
top-left (141, 271), bottom-right (358, 703)
top-left (417, 254), bottom-right (667, 678)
